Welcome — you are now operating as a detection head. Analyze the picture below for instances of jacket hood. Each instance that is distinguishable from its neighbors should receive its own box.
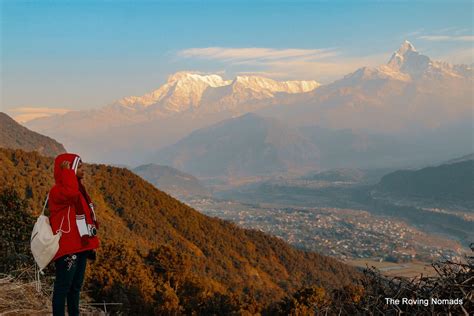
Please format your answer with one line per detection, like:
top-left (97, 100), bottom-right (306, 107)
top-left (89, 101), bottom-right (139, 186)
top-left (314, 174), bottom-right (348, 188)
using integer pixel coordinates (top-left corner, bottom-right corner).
top-left (54, 153), bottom-right (82, 184)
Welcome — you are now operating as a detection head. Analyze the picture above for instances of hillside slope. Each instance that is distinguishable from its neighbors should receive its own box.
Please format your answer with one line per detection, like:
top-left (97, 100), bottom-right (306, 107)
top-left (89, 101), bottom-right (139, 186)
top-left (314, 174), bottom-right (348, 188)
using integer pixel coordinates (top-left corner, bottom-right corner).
top-left (133, 164), bottom-right (211, 198)
top-left (0, 148), bottom-right (358, 314)
top-left (376, 159), bottom-right (474, 202)
top-left (154, 113), bottom-right (319, 178)
top-left (0, 112), bottom-right (65, 157)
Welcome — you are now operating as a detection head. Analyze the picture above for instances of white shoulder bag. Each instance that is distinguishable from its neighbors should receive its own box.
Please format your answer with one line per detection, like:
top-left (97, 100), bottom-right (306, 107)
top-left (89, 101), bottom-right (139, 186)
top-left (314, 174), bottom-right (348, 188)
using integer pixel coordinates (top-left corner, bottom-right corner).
top-left (30, 194), bottom-right (70, 291)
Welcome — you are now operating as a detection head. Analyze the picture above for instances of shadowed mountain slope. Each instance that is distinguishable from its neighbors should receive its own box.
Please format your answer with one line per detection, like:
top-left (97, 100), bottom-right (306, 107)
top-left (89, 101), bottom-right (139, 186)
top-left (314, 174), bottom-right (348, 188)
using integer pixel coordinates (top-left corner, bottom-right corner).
top-left (0, 112), bottom-right (65, 157)
top-left (133, 163), bottom-right (211, 198)
top-left (154, 113), bottom-right (320, 178)
top-left (376, 157), bottom-right (474, 203)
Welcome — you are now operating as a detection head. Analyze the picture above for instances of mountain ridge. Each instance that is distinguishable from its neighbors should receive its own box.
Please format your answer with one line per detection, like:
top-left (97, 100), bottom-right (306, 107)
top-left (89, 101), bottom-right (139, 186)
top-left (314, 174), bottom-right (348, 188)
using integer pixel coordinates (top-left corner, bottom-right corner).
top-left (153, 113), bottom-right (320, 178)
top-left (22, 41), bottom-right (473, 165)
top-left (133, 163), bottom-right (211, 198)
top-left (375, 156), bottom-right (474, 203)
top-left (257, 40), bottom-right (472, 133)
top-left (118, 72), bottom-right (320, 113)
top-left (0, 112), bottom-right (66, 157)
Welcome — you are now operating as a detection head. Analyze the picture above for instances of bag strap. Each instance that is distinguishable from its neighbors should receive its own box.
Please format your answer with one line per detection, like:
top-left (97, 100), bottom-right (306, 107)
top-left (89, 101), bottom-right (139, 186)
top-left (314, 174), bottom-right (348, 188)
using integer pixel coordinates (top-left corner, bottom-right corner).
top-left (35, 264), bottom-right (44, 292)
top-left (40, 194), bottom-right (49, 216)
top-left (42, 193), bottom-right (71, 234)
top-left (56, 206), bottom-right (71, 234)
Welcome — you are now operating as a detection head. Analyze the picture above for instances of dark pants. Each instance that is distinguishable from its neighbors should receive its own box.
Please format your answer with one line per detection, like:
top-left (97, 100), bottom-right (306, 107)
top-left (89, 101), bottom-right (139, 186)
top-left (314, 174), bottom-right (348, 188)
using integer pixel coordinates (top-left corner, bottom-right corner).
top-left (52, 251), bottom-right (88, 316)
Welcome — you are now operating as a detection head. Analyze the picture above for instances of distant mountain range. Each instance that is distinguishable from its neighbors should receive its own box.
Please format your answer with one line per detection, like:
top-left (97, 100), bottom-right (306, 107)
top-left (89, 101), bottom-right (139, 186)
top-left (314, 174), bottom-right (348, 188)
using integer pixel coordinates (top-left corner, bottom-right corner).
top-left (117, 71), bottom-right (319, 114)
top-left (298, 123), bottom-right (472, 170)
top-left (21, 41), bottom-right (472, 168)
top-left (298, 125), bottom-right (405, 169)
top-left (258, 40), bottom-right (472, 131)
top-left (153, 112), bottom-right (470, 180)
top-left (0, 112), bottom-right (65, 157)
top-left (23, 73), bottom-right (319, 164)
top-left (132, 163), bottom-right (211, 198)
top-left (153, 113), bottom-right (320, 178)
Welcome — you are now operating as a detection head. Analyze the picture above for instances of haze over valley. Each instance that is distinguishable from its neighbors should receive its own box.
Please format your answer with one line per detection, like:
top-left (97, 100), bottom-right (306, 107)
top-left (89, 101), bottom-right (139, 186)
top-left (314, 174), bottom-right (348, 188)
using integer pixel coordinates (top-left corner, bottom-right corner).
top-left (2, 1), bottom-right (473, 313)
top-left (5, 41), bottom-right (473, 269)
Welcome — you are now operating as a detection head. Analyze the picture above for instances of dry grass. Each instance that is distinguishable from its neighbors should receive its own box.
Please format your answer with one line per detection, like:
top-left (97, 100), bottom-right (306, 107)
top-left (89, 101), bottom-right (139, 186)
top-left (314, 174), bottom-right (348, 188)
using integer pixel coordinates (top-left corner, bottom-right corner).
top-left (356, 248), bottom-right (474, 315)
top-left (0, 266), bottom-right (105, 316)
top-left (0, 274), bottom-right (52, 315)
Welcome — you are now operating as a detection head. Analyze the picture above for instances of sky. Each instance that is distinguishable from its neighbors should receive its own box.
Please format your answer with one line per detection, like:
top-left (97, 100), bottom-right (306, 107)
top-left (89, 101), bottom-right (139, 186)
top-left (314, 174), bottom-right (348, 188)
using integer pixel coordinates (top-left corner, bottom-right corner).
top-left (1, 0), bottom-right (473, 116)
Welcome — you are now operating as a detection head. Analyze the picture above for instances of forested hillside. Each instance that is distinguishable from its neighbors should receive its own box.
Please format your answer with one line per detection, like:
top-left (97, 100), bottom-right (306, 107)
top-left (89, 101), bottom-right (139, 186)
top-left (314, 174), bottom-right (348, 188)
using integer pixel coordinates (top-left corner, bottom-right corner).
top-left (376, 159), bottom-right (474, 203)
top-left (0, 148), bottom-right (358, 314)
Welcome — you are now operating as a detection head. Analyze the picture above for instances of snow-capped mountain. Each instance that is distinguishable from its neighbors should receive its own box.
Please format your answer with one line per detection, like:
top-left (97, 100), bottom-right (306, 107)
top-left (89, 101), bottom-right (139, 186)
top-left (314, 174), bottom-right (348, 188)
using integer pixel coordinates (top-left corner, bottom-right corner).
top-left (118, 72), bottom-right (233, 113)
top-left (345, 40), bottom-right (471, 83)
top-left (259, 40), bottom-right (473, 132)
top-left (23, 41), bottom-right (472, 166)
top-left (115, 71), bottom-right (319, 115)
top-left (24, 73), bottom-right (320, 164)
top-left (387, 40), bottom-right (471, 80)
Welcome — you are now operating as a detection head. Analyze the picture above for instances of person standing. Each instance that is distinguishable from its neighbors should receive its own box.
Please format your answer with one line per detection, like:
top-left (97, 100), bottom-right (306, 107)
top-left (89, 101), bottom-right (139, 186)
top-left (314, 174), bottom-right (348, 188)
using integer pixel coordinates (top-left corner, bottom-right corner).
top-left (48, 153), bottom-right (100, 316)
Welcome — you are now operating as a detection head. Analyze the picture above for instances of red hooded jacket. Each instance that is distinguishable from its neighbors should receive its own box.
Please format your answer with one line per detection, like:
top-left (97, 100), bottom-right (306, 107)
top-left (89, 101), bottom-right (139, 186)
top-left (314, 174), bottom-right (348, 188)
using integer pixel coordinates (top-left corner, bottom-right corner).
top-left (49, 153), bottom-right (100, 261)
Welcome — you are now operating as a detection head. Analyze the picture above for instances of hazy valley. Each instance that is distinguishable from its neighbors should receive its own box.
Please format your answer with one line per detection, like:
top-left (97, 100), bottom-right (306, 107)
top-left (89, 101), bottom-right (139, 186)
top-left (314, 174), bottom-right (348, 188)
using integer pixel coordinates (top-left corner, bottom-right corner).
top-left (7, 41), bottom-right (471, 271)
top-left (3, 1), bottom-right (473, 313)
top-left (184, 155), bottom-right (472, 267)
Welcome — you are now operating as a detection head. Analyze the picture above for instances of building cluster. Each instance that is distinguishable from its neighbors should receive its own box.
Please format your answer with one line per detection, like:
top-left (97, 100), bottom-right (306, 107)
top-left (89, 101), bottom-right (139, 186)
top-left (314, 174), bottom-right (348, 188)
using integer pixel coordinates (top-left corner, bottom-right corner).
top-left (188, 198), bottom-right (464, 263)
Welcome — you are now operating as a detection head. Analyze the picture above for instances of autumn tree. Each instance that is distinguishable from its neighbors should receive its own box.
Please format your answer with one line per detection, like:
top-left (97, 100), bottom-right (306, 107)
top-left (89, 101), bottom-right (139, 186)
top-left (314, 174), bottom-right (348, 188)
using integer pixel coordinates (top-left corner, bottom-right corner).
top-left (146, 244), bottom-right (191, 292)
top-left (0, 188), bottom-right (35, 274)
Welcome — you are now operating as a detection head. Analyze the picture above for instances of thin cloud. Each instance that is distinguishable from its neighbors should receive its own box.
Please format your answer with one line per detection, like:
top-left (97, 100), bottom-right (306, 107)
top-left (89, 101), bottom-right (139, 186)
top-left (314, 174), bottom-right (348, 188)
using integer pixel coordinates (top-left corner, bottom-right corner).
top-left (176, 46), bottom-right (391, 83)
top-left (234, 70), bottom-right (289, 78)
top-left (410, 28), bottom-right (473, 64)
top-left (7, 107), bottom-right (72, 123)
top-left (452, 28), bottom-right (471, 35)
top-left (435, 47), bottom-right (474, 65)
top-left (401, 29), bottom-right (425, 38)
top-left (258, 52), bottom-right (390, 83)
top-left (435, 26), bottom-right (461, 34)
top-left (418, 35), bottom-right (474, 42)
top-left (177, 47), bottom-right (340, 63)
